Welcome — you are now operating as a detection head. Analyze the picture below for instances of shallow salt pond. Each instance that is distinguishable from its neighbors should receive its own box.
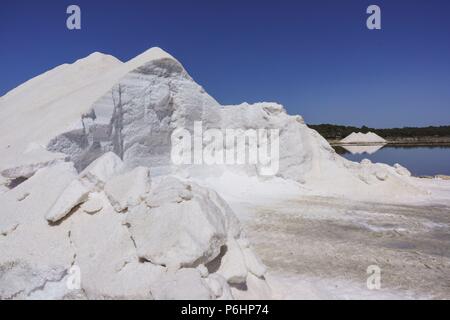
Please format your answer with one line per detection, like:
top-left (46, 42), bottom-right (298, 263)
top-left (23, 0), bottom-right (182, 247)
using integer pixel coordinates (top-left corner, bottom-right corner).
top-left (334, 145), bottom-right (450, 176)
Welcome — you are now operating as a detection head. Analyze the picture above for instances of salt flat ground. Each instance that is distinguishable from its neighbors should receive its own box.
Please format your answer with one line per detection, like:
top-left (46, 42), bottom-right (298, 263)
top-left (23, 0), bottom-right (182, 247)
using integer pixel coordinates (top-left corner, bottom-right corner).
top-left (233, 197), bottom-right (450, 299)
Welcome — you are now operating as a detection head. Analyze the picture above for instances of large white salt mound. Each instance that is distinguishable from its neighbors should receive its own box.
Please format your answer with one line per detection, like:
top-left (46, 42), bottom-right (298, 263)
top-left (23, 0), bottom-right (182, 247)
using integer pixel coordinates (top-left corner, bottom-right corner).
top-left (1, 47), bottom-right (447, 300)
top-left (340, 132), bottom-right (386, 144)
top-left (32, 48), bottom-right (426, 203)
top-left (2, 47), bottom-right (434, 205)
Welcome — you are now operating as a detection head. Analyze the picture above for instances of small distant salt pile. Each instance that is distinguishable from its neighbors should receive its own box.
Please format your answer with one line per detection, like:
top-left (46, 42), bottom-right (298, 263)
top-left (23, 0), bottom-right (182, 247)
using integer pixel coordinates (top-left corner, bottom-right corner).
top-left (340, 132), bottom-right (386, 144)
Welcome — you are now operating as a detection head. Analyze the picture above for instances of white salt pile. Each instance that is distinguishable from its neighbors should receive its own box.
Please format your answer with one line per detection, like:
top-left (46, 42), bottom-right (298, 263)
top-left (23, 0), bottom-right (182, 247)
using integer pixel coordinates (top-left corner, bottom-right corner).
top-left (0, 47), bottom-right (447, 300)
top-left (340, 132), bottom-right (386, 144)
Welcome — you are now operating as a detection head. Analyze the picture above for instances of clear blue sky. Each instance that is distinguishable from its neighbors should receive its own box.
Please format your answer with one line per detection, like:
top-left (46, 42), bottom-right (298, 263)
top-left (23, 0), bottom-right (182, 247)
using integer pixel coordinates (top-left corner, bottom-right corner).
top-left (1, 0), bottom-right (449, 128)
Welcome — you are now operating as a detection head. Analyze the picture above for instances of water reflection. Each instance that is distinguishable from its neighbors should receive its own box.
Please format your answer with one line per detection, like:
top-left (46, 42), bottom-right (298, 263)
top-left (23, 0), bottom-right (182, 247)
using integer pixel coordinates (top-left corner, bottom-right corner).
top-left (333, 144), bottom-right (450, 176)
top-left (340, 144), bottom-right (386, 155)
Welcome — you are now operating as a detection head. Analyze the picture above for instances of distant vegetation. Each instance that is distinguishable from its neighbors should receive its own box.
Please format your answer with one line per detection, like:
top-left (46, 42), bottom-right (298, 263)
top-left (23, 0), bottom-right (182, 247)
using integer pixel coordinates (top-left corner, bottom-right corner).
top-left (308, 124), bottom-right (450, 140)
